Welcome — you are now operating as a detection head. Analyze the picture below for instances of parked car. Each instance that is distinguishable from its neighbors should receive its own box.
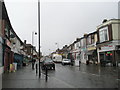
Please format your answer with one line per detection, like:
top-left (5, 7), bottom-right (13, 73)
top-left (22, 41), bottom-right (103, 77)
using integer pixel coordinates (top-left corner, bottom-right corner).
top-left (41, 58), bottom-right (55, 70)
top-left (62, 59), bottom-right (71, 65)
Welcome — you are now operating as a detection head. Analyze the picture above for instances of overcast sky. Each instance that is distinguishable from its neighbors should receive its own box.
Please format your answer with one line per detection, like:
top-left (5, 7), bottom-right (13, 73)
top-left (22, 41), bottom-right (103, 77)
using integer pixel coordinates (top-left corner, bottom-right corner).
top-left (4, 0), bottom-right (119, 55)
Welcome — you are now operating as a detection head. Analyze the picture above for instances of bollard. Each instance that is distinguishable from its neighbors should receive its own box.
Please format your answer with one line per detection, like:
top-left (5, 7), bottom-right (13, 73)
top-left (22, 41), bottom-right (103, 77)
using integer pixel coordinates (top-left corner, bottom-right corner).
top-left (45, 66), bottom-right (48, 82)
top-left (36, 64), bottom-right (38, 74)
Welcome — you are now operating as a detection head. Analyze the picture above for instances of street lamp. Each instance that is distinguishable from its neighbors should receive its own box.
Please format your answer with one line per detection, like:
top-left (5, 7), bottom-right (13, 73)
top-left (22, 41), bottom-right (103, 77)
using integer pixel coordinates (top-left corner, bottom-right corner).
top-left (32, 31), bottom-right (37, 46)
top-left (32, 31), bottom-right (37, 69)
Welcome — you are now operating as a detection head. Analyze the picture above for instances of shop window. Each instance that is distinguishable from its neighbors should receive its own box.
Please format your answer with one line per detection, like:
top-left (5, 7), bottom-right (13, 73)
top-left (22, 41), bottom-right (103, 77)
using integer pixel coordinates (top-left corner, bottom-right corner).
top-left (100, 53), bottom-right (105, 61)
top-left (105, 52), bottom-right (113, 61)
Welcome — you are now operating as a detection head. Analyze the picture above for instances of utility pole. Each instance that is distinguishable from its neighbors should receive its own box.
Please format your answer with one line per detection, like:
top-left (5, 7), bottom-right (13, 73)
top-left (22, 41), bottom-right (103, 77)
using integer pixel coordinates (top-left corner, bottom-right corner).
top-left (38, 0), bottom-right (41, 78)
top-left (32, 31), bottom-right (37, 70)
top-left (32, 32), bottom-right (34, 70)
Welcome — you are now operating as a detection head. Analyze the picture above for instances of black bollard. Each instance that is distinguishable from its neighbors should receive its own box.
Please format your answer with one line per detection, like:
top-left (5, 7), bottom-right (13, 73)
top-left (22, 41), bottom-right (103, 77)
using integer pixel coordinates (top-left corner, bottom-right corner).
top-left (45, 66), bottom-right (48, 82)
top-left (36, 64), bottom-right (38, 74)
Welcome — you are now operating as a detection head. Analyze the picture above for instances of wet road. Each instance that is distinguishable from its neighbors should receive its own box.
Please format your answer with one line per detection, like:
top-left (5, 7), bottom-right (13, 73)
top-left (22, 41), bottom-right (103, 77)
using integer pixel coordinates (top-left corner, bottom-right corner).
top-left (2, 63), bottom-right (120, 88)
top-left (42, 63), bottom-right (120, 88)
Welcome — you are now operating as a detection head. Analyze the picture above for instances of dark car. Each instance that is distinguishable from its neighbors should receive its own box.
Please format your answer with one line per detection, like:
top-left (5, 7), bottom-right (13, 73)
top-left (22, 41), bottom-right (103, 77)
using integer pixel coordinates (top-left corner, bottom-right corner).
top-left (41, 58), bottom-right (55, 70)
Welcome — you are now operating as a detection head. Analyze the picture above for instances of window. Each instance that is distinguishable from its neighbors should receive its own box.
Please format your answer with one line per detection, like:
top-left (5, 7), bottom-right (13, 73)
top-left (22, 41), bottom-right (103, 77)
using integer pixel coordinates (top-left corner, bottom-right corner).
top-left (99, 27), bottom-right (109, 42)
top-left (81, 39), bottom-right (84, 47)
top-left (76, 42), bottom-right (80, 49)
top-left (91, 35), bottom-right (94, 44)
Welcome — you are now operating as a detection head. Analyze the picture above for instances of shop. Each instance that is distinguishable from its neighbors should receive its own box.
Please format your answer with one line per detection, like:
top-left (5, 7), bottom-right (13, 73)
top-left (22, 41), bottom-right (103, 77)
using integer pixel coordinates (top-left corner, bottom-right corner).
top-left (98, 43), bottom-right (120, 66)
top-left (3, 39), bottom-right (14, 72)
top-left (80, 48), bottom-right (87, 64)
top-left (87, 49), bottom-right (98, 64)
top-left (71, 49), bottom-right (81, 66)
top-left (14, 53), bottom-right (23, 69)
top-left (4, 46), bottom-right (14, 72)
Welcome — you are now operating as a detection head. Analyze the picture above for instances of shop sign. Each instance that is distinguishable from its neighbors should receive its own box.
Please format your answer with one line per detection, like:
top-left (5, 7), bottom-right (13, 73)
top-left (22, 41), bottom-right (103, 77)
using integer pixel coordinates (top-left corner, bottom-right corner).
top-left (101, 44), bottom-right (115, 51)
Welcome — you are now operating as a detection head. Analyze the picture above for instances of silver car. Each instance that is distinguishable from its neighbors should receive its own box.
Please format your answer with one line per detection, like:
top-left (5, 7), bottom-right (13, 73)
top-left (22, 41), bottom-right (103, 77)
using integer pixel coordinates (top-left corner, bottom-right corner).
top-left (62, 59), bottom-right (71, 65)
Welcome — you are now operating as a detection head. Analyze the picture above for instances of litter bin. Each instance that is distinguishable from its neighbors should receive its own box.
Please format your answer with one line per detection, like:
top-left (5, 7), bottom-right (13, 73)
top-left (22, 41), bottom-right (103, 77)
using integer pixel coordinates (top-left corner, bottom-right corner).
top-left (13, 63), bottom-right (17, 71)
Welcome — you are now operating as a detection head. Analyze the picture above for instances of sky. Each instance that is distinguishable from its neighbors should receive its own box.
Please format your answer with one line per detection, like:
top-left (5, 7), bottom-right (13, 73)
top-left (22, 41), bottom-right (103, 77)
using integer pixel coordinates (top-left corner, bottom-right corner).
top-left (4, 0), bottom-right (119, 55)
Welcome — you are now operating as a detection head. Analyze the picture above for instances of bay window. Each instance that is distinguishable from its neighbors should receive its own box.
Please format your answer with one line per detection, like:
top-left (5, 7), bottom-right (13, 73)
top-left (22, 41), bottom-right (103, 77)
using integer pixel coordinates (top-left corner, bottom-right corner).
top-left (99, 26), bottom-right (109, 42)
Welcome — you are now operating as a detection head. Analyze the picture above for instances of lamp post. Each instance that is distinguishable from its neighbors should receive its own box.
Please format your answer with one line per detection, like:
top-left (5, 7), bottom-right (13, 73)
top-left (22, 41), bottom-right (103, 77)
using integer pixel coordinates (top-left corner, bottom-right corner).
top-left (32, 31), bottom-right (37, 69)
top-left (38, 0), bottom-right (41, 77)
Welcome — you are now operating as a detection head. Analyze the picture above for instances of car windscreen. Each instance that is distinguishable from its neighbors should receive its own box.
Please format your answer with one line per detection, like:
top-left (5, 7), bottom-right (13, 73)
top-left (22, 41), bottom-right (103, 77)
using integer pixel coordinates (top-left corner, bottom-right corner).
top-left (44, 59), bottom-right (53, 63)
top-left (63, 59), bottom-right (70, 61)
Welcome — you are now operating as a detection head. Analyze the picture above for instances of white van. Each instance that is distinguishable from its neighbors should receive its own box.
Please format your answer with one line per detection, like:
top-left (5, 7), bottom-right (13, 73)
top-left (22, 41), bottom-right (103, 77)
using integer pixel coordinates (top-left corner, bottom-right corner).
top-left (52, 54), bottom-right (62, 62)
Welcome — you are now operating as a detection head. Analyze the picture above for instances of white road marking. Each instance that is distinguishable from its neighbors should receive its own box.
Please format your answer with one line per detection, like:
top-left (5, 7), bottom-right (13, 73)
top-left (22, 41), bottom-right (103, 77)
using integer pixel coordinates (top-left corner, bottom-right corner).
top-left (81, 71), bottom-right (100, 77)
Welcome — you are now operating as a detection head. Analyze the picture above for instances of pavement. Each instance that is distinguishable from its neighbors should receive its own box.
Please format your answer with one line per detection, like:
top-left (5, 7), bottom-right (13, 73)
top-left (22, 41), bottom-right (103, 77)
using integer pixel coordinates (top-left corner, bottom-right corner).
top-left (2, 63), bottom-right (120, 89)
top-left (2, 64), bottom-right (75, 88)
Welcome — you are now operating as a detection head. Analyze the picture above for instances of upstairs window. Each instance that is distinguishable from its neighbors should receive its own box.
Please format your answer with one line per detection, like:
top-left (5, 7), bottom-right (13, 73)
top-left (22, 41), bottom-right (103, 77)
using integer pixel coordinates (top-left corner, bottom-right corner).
top-left (99, 27), bottom-right (109, 43)
top-left (91, 34), bottom-right (94, 44)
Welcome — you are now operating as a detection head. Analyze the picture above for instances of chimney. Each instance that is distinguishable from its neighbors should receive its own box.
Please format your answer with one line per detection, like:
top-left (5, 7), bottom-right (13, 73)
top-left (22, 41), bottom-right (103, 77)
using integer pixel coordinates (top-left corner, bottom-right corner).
top-left (102, 19), bottom-right (107, 23)
top-left (24, 40), bottom-right (26, 44)
top-left (76, 38), bottom-right (80, 41)
top-left (84, 33), bottom-right (87, 38)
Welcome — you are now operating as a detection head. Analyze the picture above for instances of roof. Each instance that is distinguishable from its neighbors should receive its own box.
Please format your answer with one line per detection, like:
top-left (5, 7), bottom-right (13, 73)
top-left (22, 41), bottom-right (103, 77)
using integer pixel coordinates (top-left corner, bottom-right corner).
top-left (2, 1), bottom-right (24, 45)
top-left (97, 19), bottom-right (120, 29)
top-left (86, 31), bottom-right (97, 37)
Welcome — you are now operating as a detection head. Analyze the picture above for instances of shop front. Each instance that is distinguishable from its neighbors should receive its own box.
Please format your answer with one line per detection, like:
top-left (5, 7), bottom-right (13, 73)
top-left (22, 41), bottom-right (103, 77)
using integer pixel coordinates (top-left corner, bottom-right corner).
top-left (72, 49), bottom-right (81, 66)
top-left (4, 46), bottom-right (14, 72)
top-left (98, 43), bottom-right (119, 66)
top-left (3, 39), bottom-right (14, 72)
top-left (86, 46), bottom-right (98, 64)
top-left (80, 47), bottom-right (87, 64)
top-left (14, 53), bottom-right (23, 69)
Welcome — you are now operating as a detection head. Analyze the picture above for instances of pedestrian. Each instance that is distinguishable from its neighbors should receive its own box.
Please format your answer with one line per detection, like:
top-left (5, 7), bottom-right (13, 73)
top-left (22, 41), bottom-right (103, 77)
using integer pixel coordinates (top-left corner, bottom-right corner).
top-left (32, 59), bottom-right (35, 70)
